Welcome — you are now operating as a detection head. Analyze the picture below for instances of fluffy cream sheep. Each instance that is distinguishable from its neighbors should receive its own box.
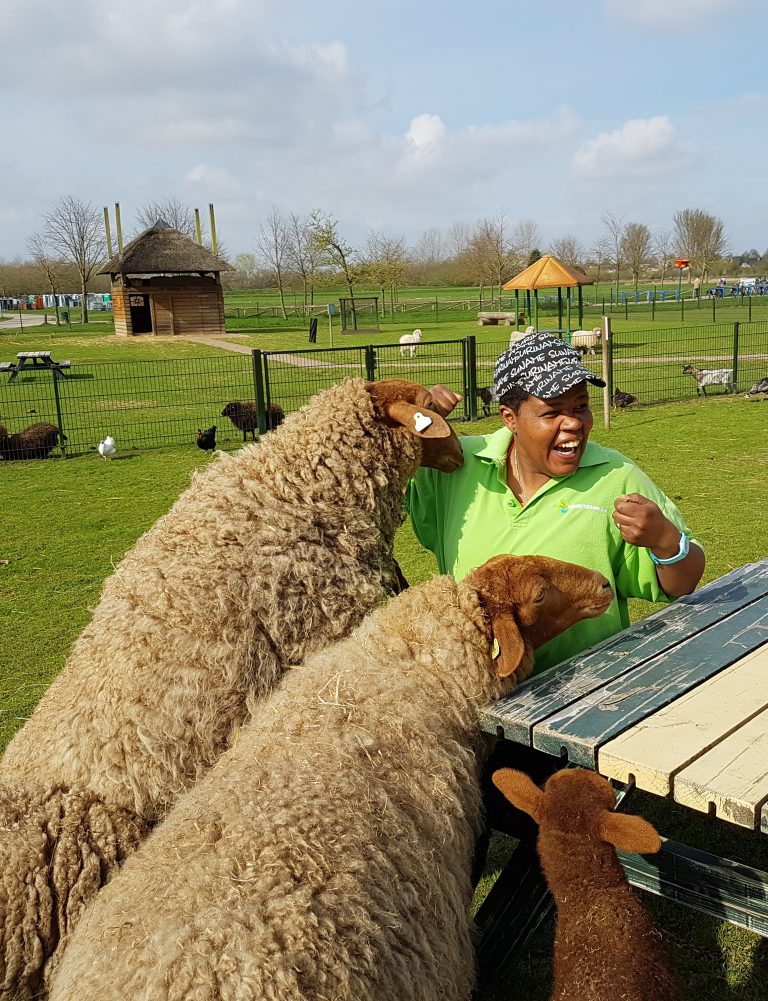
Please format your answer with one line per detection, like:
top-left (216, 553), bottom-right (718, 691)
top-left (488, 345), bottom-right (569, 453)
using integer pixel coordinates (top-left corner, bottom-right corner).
top-left (0, 377), bottom-right (463, 1000)
top-left (50, 554), bottom-right (613, 1001)
top-left (569, 327), bottom-right (601, 354)
top-left (492, 768), bottom-right (684, 1001)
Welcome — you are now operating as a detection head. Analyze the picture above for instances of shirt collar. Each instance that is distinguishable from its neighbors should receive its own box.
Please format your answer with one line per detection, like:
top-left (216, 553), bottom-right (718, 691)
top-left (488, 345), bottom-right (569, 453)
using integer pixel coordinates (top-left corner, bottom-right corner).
top-left (473, 427), bottom-right (613, 469)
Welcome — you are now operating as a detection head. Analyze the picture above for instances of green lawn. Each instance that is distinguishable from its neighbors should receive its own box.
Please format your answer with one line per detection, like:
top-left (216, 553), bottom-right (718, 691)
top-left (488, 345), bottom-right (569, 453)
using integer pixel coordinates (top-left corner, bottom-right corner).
top-left (2, 384), bottom-right (768, 998)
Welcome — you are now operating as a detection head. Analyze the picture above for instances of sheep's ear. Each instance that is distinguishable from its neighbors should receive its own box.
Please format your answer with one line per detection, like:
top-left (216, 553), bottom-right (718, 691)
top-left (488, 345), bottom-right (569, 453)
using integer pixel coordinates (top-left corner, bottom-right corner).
top-left (600, 812), bottom-right (661, 854)
top-left (490, 611), bottom-right (529, 679)
top-left (385, 401), bottom-right (451, 439)
top-left (492, 768), bottom-right (543, 823)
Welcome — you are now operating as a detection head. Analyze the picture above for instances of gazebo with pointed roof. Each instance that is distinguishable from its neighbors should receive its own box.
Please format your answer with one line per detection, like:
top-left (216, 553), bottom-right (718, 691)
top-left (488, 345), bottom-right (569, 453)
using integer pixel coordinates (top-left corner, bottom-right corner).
top-left (502, 254), bottom-right (594, 332)
top-left (99, 220), bottom-right (233, 337)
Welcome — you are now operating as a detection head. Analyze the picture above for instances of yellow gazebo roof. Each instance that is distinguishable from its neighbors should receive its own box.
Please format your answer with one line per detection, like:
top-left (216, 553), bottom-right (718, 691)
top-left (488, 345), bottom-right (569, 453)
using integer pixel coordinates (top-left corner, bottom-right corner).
top-left (502, 255), bottom-right (593, 290)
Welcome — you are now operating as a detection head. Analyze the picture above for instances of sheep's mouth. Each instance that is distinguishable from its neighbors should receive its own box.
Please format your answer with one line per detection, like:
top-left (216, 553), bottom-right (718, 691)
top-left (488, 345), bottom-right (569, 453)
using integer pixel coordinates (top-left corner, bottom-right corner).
top-left (582, 594), bottom-right (614, 617)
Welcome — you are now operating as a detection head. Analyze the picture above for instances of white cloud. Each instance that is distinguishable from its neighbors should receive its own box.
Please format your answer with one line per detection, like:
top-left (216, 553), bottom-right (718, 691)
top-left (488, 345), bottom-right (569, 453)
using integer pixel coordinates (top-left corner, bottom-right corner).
top-left (572, 116), bottom-right (695, 180)
top-left (184, 165), bottom-right (241, 194)
top-left (604, 0), bottom-right (747, 28)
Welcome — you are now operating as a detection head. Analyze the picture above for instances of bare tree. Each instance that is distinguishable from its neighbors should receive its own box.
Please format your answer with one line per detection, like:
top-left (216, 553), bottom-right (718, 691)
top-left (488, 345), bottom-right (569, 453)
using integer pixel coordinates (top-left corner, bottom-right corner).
top-left (27, 233), bottom-right (67, 323)
top-left (465, 212), bottom-right (514, 301)
top-left (137, 197), bottom-right (196, 238)
top-left (548, 235), bottom-right (587, 271)
top-left (589, 236), bottom-right (611, 289)
top-left (255, 205), bottom-right (291, 318)
top-left (653, 229), bottom-right (674, 286)
top-left (309, 210), bottom-right (358, 303)
top-left (286, 212), bottom-right (320, 307)
top-left (602, 212), bottom-right (625, 298)
top-left (673, 208), bottom-right (727, 282)
top-left (44, 196), bottom-right (106, 324)
top-left (511, 217), bottom-right (541, 272)
top-left (233, 253), bottom-right (258, 285)
top-left (361, 231), bottom-right (409, 315)
top-left (621, 222), bottom-right (652, 289)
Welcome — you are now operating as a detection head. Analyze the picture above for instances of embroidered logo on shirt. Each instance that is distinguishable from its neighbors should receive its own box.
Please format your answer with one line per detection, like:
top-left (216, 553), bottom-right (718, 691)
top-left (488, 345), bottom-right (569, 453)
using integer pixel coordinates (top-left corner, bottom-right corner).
top-left (559, 499), bottom-right (608, 515)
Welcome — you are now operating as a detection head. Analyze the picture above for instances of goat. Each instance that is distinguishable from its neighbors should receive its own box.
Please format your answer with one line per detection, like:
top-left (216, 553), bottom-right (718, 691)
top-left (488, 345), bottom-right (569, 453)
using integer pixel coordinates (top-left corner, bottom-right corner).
top-left (0, 422), bottom-right (66, 460)
top-left (612, 387), bottom-right (638, 408)
top-left (493, 767), bottom-right (684, 1001)
top-left (399, 328), bottom-right (422, 358)
top-left (221, 401), bottom-right (285, 440)
top-left (477, 386), bottom-right (497, 418)
top-left (682, 364), bottom-right (734, 396)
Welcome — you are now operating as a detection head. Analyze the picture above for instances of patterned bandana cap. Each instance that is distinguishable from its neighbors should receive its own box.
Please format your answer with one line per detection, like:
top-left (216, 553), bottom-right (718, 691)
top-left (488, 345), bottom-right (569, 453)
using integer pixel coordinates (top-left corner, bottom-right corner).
top-left (493, 331), bottom-right (606, 401)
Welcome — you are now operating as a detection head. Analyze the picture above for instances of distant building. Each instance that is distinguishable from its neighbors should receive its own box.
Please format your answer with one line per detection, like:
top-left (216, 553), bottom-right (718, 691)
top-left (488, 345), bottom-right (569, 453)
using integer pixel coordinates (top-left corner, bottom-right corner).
top-left (99, 219), bottom-right (233, 337)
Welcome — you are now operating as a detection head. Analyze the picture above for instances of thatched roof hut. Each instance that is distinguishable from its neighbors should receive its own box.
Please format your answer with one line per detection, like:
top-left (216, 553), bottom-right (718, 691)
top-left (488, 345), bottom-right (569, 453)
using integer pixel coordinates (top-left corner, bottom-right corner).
top-left (100, 220), bottom-right (233, 337)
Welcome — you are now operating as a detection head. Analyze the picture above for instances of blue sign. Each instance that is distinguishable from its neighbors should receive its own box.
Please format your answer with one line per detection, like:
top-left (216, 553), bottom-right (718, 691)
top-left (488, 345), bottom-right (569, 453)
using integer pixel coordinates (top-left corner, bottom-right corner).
top-left (327, 303), bottom-right (336, 316)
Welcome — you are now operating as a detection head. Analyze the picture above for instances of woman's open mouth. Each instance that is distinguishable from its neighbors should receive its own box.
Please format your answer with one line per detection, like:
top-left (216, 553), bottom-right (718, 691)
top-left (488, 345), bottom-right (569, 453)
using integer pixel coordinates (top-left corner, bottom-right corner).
top-left (552, 439), bottom-right (581, 460)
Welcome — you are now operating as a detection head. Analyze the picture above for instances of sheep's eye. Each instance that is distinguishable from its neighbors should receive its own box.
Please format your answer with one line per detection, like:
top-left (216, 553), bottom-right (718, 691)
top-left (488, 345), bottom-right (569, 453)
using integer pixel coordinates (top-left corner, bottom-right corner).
top-left (534, 587), bottom-right (546, 603)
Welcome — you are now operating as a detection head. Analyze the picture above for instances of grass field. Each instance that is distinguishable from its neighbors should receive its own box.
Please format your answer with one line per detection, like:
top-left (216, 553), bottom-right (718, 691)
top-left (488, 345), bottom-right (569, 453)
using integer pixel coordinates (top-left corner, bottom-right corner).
top-left (2, 380), bottom-right (768, 997)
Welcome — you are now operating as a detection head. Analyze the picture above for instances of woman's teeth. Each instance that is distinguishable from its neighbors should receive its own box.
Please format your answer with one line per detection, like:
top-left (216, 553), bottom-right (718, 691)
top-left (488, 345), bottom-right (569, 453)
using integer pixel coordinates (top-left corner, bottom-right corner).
top-left (554, 441), bottom-right (579, 455)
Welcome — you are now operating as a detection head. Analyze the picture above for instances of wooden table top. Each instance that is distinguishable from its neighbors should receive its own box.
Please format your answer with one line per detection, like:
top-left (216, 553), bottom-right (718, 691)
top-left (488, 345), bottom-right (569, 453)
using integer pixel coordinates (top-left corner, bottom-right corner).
top-left (481, 559), bottom-right (768, 833)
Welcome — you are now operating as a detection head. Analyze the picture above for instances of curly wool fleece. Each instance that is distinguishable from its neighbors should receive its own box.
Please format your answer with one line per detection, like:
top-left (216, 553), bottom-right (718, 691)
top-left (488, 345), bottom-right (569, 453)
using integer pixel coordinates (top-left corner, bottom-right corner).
top-left (0, 377), bottom-right (440, 1001)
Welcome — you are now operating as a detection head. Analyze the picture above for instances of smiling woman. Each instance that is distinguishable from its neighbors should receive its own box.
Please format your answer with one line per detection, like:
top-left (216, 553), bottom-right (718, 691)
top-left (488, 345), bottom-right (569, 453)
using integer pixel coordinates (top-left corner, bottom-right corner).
top-left (406, 331), bottom-right (705, 675)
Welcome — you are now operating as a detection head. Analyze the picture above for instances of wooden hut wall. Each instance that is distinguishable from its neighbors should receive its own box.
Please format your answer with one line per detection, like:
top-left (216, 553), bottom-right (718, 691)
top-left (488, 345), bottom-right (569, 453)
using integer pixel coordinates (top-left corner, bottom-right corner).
top-left (109, 277), bottom-right (225, 336)
top-left (111, 286), bottom-right (132, 336)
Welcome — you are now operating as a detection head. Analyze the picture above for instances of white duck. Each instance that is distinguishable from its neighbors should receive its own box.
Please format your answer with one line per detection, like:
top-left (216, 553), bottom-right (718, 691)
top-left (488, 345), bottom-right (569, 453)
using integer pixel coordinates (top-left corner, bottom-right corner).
top-left (98, 435), bottom-right (116, 459)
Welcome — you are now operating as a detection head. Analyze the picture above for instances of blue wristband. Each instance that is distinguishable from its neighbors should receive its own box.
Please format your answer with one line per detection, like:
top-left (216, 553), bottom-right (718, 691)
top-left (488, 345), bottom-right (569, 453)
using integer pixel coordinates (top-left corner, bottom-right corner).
top-left (649, 531), bottom-right (689, 566)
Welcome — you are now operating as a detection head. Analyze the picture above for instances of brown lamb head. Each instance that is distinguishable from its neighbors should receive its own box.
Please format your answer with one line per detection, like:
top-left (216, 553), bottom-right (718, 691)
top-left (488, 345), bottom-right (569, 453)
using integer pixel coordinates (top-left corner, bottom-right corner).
top-left (365, 379), bottom-right (463, 473)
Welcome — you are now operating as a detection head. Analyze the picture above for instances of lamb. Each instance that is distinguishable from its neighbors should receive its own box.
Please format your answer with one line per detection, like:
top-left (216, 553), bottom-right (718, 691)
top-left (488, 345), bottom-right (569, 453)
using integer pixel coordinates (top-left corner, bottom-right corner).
top-left (220, 400), bottom-right (285, 440)
top-left (492, 767), bottom-right (684, 1001)
top-left (49, 554), bottom-right (613, 1001)
top-left (745, 376), bottom-right (768, 398)
top-left (569, 327), bottom-right (601, 355)
top-left (682, 363), bottom-right (734, 396)
top-left (399, 327), bottom-right (422, 357)
top-left (508, 324), bottom-right (537, 348)
top-left (0, 377), bottom-right (463, 1000)
top-left (0, 422), bottom-right (66, 460)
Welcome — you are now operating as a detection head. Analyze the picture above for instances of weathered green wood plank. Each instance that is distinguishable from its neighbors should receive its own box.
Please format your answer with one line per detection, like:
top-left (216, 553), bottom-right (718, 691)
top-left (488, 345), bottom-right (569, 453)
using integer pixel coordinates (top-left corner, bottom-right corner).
top-left (479, 560), bottom-right (767, 744)
top-left (531, 594), bottom-right (768, 767)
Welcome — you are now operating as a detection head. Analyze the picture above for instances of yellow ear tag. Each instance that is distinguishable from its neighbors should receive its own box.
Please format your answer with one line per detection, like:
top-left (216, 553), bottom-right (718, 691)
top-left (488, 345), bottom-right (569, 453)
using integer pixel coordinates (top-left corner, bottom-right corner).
top-left (491, 638), bottom-right (500, 660)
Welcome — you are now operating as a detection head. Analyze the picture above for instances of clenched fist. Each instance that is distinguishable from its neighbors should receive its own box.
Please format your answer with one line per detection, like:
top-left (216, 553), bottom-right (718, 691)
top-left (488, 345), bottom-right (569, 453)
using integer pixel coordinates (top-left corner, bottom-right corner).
top-left (612, 493), bottom-right (681, 557)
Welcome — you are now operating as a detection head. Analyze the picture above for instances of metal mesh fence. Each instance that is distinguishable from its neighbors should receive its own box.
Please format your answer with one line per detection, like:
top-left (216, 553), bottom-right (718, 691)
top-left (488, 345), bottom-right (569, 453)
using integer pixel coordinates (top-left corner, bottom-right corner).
top-left (3, 321), bottom-right (767, 458)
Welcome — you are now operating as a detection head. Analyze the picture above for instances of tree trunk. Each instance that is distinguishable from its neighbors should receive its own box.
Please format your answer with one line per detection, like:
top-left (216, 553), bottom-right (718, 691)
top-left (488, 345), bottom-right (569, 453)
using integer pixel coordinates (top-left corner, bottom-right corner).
top-left (278, 284), bottom-right (287, 320)
top-left (81, 278), bottom-right (89, 324)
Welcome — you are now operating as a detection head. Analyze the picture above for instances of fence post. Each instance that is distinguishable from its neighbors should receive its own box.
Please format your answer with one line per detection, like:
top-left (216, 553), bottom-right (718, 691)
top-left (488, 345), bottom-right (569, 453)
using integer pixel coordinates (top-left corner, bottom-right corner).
top-left (602, 315), bottom-right (612, 429)
top-left (365, 344), bottom-right (377, 381)
top-left (51, 369), bottom-right (67, 457)
top-left (251, 348), bottom-right (268, 433)
top-left (465, 335), bottom-right (478, 421)
top-left (732, 321), bottom-right (740, 389)
top-left (712, 294), bottom-right (716, 323)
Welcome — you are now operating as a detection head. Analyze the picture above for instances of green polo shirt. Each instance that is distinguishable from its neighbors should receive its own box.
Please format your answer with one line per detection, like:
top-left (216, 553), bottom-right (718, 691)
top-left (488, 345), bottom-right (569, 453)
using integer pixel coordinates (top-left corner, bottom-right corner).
top-left (406, 426), bottom-right (695, 672)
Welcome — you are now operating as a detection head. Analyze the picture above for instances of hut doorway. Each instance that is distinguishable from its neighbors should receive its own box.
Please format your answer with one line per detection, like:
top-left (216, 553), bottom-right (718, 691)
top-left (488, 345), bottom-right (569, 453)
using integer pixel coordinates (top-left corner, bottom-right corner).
top-left (129, 294), bottom-right (152, 333)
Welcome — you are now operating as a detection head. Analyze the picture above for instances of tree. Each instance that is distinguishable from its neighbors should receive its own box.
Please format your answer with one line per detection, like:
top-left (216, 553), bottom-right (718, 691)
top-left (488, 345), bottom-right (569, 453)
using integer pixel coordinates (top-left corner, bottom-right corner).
top-left (621, 223), bottom-right (652, 289)
top-left (309, 210), bottom-right (358, 302)
top-left (44, 196), bottom-right (106, 324)
top-left (137, 197), bottom-right (196, 239)
top-left (548, 235), bottom-right (586, 271)
top-left (361, 231), bottom-right (409, 315)
top-left (673, 208), bottom-right (727, 282)
top-left (27, 233), bottom-right (67, 323)
top-left (653, 229), bottom-right (674, 286)
top-left (233, 253), bottom-right (258, 285)
top-left (286, 212), bottom-right (320, 307)
top-left (511, 218), bottom-right (542, 272)
top-left (602, 212), bottom-right (625, 297)
top-left (589, 236), bottom-right (611, 288)
top-left (466, 213), bottom-right (514, 301)
top-left (255, 205), bottom-right (290, 319)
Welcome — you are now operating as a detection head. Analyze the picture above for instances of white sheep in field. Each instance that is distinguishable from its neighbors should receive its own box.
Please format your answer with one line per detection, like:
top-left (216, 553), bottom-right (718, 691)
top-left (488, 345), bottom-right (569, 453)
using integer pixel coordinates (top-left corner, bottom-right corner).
top-left (682, 363), bottom-right (735, 396)
top-left (493, 768), bottom-right (684, 1001)
top-left (399, 328), bottom-right (422, 357)
top-left (569, 327), bottom-right (601, 354)
top-left (49, 554), bottom-right (613, 1001)
top-left (508, 324), bottom-right (537, 348)
top-left (0, 377), bottom-right (463, 1001)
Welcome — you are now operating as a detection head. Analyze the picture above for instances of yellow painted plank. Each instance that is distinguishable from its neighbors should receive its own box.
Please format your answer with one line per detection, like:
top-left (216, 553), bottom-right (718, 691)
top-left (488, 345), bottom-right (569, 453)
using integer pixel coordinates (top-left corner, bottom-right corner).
top-left (597, 642), bottom-right (768, 795)
top-left (673, 708), bottom-right (768, 829)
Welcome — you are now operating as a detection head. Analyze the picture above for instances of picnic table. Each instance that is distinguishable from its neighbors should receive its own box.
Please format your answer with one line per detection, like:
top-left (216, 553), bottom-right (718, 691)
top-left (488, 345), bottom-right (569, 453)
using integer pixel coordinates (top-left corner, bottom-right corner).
top-left (1, 351), bottom-right (71, 383)
top-left (475, 559), bottom-right (768, 977)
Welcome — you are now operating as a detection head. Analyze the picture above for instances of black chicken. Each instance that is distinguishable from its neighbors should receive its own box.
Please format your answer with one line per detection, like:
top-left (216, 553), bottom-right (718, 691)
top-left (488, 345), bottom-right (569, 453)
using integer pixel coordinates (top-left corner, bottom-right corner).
top-left (612, 387), bottom-right (638, 409)
top-left (196, 425), bottom-right (217, 451)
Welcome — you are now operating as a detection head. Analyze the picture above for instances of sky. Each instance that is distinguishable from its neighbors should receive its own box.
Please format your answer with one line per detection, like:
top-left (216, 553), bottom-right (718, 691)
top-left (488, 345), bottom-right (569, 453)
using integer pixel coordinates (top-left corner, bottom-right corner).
top-left (1, 0), bottom-right (765, 261)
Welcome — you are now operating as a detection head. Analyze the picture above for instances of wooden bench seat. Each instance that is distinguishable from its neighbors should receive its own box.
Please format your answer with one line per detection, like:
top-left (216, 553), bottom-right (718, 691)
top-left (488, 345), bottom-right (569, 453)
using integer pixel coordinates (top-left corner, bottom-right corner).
top-left (477, 311), bottom-right (518, 327)
top-left (0, 361), bottom-right (13, 372)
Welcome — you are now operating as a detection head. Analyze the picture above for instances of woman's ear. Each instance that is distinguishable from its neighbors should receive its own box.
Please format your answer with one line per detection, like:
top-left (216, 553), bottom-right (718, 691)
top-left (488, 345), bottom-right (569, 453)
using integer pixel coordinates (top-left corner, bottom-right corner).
top-left (499, 404), bottom-right (517, 434)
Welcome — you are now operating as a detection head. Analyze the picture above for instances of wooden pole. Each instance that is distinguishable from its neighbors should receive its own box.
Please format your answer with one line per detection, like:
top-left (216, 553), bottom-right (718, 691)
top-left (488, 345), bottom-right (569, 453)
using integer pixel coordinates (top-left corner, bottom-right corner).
top-left (194, 209), bottom-right (203, 246)
top-left (114, 202), bottom-right (123, 257)
top-left (208, 204), bottom-right (218, 255)
top-left (103, 206), bottom-right (114, 260)
top-left (602, 314), bottom-right (611, 429)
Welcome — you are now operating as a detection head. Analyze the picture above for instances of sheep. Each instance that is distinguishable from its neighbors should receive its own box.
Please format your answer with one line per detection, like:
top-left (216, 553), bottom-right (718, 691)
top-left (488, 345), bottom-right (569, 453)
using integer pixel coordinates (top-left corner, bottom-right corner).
top-left (0, 377), bottom-right (464, 1000)
top-left (0, 422), bottom-right (66, 460)
top-left (49, 554), bottom-right (614, 1001)
top-left (569, 327), bottom-right (601, 355)
top-left (508, 324), bottom-right (537, 348)
top-left (492, 767), bottom-right (684, 1001)
top-left (220, 400), bottom-right (285, 440)
top-left (682, 363), bottom-right (734, 396)
top-left (399, 328), bottom-right (422, 357)
top-left (196, 424), bottom-right (217, 451)
top-left (745, 376), bottom-right (768, 399)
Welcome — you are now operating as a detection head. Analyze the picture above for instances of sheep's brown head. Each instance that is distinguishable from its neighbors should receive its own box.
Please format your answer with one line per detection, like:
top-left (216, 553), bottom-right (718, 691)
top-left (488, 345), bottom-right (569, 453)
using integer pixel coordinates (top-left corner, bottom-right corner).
top-left (464, 554), bottom-right (613, 684)
top-left (491, 767), bottom-right (661, 854)
top-left (365, 379), bottom-right (463, 473)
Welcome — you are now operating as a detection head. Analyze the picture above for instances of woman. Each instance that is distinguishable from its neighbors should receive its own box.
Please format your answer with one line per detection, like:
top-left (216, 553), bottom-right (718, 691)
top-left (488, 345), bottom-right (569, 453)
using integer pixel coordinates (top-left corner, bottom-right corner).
top-left (407, 331), bottom-right (705, 673)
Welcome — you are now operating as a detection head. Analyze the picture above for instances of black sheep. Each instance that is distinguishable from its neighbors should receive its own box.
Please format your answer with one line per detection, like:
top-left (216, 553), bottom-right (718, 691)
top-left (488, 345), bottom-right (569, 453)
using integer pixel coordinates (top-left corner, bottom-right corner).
top-left (196, 426), bottom-right (217, 452)
top-left (221, 401), bottom-right (285, 441)
top-left (612, 387), bottom-right (638, 409)
top-left (0, 422), bottom-right (66, 460)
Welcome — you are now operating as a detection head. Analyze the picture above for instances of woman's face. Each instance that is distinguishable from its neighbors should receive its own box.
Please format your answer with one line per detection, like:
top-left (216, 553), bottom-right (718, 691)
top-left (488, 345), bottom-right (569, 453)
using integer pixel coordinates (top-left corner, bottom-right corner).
top-left (500, 381), bottom-right (594, 479)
